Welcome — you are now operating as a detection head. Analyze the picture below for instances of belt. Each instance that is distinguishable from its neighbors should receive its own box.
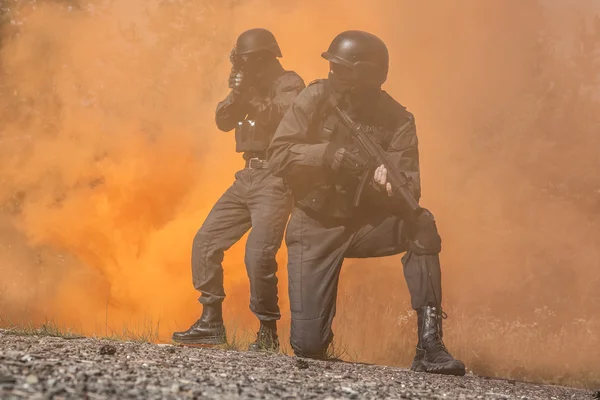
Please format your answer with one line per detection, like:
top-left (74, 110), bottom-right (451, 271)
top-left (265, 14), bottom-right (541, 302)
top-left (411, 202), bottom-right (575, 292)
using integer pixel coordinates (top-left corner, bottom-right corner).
top-left (244, 151), bottom-right (267, 159)
top-left (245, 157), bottom-right (268, 169)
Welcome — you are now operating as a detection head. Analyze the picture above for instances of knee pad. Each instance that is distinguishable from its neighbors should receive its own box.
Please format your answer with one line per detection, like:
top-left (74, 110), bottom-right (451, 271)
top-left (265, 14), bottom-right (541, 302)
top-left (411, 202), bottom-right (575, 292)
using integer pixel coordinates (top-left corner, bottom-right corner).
top-left (408, 209), bottom-right (442, 255)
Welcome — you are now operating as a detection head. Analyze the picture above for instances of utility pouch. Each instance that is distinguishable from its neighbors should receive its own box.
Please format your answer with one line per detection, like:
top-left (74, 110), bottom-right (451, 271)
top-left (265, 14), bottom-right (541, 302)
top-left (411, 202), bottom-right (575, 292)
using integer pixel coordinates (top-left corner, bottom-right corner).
top-left (235, 119), bottom-right (268, 152)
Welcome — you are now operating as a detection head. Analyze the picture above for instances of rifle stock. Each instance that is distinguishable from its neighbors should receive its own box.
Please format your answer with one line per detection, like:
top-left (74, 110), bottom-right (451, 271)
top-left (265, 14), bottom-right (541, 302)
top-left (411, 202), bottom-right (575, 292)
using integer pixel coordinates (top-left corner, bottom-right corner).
top-left (327, 96), bottom-right (423, 217)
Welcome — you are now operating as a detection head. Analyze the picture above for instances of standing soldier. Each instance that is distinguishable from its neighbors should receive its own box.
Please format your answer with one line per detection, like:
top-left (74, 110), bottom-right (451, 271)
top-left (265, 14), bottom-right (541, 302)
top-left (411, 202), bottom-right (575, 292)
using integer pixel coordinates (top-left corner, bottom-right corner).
top-left (172, 28), bottom-right (305, 351)
top-left (267, 30), bottom-right (465, 375)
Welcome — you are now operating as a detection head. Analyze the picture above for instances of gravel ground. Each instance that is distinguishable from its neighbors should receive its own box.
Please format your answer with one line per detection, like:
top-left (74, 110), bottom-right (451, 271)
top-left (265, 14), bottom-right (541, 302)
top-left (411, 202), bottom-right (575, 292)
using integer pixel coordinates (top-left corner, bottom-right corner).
top-left (0, 330), bottom-right (595, 400)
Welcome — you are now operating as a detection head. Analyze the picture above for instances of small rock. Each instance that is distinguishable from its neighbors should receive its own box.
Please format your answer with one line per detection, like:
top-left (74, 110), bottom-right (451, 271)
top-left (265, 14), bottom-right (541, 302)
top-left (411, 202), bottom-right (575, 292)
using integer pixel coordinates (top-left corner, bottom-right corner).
top-left (295, 359), bottom-right (309, 370)
top-left (99, 344), bottom-right (117, 356)
top-left (147, 385), bottom-right (159, 392)
top-left (341, 386), bottom-right (358, 395)
top-left (26, 375), bottom-right (39, 384)
top-left (594, 391), bottom-right (600, 399)
top-left (20, 354), bottom-right (33, 363)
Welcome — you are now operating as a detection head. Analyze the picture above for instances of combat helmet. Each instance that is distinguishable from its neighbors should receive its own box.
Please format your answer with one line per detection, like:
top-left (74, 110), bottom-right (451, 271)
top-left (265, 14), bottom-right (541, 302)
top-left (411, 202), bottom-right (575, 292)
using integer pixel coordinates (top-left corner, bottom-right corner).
top-left (235, 28), bottom-right (282, 58)
top-left (322, 30), bottom-right (389, 89)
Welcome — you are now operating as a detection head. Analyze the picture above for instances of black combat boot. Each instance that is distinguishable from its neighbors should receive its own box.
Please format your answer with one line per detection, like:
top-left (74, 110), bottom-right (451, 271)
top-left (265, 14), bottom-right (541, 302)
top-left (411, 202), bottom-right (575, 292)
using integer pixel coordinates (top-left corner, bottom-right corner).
top-left (411, 305), bottom-right (466, 376)
top-left (171, 303), bottom-right (226, 345)
top-left (248, 320), bottom-right (279, 352)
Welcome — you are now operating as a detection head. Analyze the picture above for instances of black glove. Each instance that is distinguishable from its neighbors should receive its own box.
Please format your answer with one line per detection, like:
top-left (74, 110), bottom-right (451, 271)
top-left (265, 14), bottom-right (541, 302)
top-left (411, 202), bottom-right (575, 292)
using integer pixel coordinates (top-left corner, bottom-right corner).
top-left (228, 47), bottom-right (248, 94)
top-left (228, 67), bottom-right (246, 93)
top-left (324, 143), bottom-right (368, 175)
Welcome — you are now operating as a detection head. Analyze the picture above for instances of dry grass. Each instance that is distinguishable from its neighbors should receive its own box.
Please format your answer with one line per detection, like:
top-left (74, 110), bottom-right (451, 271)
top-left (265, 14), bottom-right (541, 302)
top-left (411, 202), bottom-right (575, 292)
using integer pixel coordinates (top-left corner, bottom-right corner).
top-left (333, 276), bottom-right (600, 390)
top-left (0, 317), bottom-right (84, 340)
top-left (218, 323), bottom-right (253, 351)
top-left (101, 320), bottom-right (161, 344)
top-left (0, 316), bottom-right (160, 344)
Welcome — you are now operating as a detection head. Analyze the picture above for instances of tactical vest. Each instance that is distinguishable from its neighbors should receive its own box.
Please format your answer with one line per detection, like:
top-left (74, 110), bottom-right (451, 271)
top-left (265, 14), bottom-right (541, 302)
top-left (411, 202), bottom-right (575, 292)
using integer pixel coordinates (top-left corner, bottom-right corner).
top-left (293, 80), bottom-right (405, 219)
top-left (234, 71), bottom-right (296, 155)
top-left (293, 80), bottom-right (363, 219)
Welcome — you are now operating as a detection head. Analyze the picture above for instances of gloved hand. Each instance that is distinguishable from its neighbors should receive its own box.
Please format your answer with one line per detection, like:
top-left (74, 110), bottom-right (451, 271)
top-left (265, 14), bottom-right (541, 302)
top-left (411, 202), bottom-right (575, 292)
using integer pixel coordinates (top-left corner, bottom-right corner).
top-left (323, 143), bottom-right (368, 175)
top-left (228, 67), bottom-right (246, 93)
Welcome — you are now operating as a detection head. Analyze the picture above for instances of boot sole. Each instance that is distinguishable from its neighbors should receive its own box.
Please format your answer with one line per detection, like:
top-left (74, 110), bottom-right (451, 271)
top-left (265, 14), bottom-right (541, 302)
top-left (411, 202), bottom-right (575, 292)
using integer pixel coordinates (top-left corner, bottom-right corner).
top-left (172, 336), bottom-right (226, 346)
top-left (411, 360), bottom-right (466, 376)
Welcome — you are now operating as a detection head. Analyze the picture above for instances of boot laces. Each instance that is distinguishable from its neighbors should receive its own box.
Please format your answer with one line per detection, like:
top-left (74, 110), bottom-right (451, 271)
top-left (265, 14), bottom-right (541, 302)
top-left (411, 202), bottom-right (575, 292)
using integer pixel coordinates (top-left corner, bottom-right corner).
top-left (431, 337), bottom-right (449, 354)
top-left (255, 325), bottom-right (275, 343)
top-left (431, 310), bottom-right (449, 354)
top-left (258, 324), bottom-right (273, 336)
top-left (256, 327), bottom-right (267, 340)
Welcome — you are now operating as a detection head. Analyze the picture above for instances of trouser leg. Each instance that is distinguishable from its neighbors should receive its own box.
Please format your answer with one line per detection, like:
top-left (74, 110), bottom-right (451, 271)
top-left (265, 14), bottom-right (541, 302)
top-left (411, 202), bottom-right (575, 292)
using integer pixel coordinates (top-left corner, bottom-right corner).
top-left (192, 172), bottom-right (251, 306)
top-left (244, 171), bottom-right (293, 321)
top-left (346, 210), bottom-right (464, 375)
top-left (346, 210), bottom-right (442, 309)
top-left (285, 207), bottom-right (351, 358)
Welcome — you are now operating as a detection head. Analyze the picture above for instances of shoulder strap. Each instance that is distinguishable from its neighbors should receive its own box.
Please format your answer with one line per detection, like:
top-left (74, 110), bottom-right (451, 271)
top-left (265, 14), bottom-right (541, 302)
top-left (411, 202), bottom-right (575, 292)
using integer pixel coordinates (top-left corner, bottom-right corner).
top-left (307, 79), bottom-right (337, 139)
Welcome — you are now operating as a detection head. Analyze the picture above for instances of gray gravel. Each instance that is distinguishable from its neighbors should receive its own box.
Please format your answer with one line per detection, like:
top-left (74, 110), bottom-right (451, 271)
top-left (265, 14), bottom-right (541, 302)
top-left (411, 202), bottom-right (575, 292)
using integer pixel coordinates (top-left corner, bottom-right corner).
top-left (0, 330), bottom-right (594, 399)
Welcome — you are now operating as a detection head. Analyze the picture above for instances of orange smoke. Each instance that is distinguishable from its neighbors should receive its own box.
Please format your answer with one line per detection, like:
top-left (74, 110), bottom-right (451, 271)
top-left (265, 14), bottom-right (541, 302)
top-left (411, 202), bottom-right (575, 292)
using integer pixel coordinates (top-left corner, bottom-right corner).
top-left (1, 0), bottom-right (599, 389)
top-left (0, 0), bottom-right (245, 332)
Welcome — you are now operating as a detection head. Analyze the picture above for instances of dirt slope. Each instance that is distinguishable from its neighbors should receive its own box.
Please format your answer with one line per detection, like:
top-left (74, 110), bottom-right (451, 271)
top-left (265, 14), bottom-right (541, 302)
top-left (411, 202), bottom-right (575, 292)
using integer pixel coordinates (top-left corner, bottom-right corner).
top-left (0, 331), bottom-right (594, 399)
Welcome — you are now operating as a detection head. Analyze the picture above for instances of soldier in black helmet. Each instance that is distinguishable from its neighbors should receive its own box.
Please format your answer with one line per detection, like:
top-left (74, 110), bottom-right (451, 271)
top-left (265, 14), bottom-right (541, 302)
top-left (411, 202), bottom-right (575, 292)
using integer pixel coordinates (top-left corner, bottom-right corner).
top-left (267, 30), bottom-right (466, 375)
top-left (172, 28), bottom-right (305, 351)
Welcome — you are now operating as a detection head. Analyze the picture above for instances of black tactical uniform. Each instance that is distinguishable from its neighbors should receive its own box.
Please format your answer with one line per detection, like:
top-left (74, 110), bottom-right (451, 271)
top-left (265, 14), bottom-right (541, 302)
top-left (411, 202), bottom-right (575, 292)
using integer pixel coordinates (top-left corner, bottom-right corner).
top-left (172, 28), bottom-right (305, 351)
top-left (267, 30), bottom-right (465, 375)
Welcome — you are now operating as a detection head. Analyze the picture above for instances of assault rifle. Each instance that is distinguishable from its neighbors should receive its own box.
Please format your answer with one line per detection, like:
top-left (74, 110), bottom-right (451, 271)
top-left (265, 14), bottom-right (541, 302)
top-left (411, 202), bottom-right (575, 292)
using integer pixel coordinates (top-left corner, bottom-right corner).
top-left (327, 95), bottom-right (423, 217)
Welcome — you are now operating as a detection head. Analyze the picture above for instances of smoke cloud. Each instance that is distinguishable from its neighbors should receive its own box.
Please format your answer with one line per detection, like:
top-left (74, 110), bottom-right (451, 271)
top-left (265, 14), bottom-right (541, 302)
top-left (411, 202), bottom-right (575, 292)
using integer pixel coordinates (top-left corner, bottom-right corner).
top-left (1, 0), bottom-right (599, 389)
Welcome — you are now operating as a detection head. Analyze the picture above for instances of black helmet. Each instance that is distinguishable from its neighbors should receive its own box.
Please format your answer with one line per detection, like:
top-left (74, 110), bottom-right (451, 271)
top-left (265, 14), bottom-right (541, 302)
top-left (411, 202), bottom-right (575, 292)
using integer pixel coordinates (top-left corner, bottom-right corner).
top-left (235, 28), bottom-right (282, 58)
top-left (322, 30), bottom-right (389, 87)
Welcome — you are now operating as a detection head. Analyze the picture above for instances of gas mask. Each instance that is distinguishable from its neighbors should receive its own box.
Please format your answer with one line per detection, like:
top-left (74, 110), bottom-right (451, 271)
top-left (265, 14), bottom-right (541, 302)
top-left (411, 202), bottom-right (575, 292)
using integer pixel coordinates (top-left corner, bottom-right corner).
top-left (238, 51), bottom-right (275, 81)
top-left (328, 62), bottom-right (381, 107)
top-left (328, 62), bottom-right (355, 94)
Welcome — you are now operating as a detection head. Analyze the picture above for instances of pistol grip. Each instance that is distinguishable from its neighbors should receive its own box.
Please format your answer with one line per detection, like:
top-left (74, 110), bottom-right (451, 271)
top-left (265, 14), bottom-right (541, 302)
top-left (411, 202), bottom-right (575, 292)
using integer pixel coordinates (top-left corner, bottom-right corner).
top-left (353, 169), bottom-right (371, 208)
